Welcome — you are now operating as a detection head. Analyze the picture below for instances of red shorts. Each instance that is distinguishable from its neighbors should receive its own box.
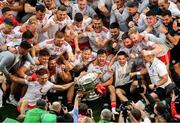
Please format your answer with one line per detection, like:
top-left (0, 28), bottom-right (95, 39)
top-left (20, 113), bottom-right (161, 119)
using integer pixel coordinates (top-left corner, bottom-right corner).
top-left (17, 105), bottom-right (36, 112)
top-left (158, 50), bottom-right (170, 65)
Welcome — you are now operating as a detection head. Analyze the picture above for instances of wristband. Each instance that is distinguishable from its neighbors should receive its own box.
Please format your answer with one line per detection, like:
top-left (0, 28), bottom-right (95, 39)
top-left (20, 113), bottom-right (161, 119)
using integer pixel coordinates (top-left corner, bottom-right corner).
top-left (24, 75), bottom-right (27, 79)
top-left (136, 72), bottom-right (141, 75)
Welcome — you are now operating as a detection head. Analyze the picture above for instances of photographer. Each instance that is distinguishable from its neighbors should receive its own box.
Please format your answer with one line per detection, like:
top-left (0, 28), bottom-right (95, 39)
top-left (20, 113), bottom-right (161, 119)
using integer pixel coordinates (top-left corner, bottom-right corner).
top-left (118, 103), bottom-right (151, 123)
top-left (153, 102), bottom-right (171, 122)
top-left (41, 101), bottom-right (73, 122)
top-left (98, 109), bottom-right (112, 123)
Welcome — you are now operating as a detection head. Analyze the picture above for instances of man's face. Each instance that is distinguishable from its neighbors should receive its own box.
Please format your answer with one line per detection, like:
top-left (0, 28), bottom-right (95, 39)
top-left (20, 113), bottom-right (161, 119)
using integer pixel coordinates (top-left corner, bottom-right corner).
top-left (19, 47), bottom-right (30, 56)
top-left (129, 33), bottom-right (140, 44)
top-left (146, 16), bottom-right (157, 26)
top-left (114, 0), bottom-right (125, 8)
top-left (56, 10), bottom-right (67, 21)
top-left (4, 11), bottom-right (13, 19)
top-left (39, 56), bottom-right (49, 65)
top-left (3, 24), bottom-right (13, 34)
top-left (48, 59), bottom-right (57, 69)
top-left (93, 19), bottom-right (103, 32)
top-left (97, 53), bottom-right (107, 65)
top-left (55, 37), bottom-right (65, 47)
top-left (44, 0), bottom-right (53, 7)
top-left (38, 74), bottom-right (49, 85)
top-left (117, 55), bottom-right (127, 65)
top-left (143, 55), bottom-right (153, 63)
top-left (123, 38), bottom-right (133, 48)
top-left (74, 21), bottom-right (83, 28)
top-left (78, 0), bottom-right (87, 10)
top-left (36, 11), bottom-right (45, 21)
top-left (128, 7), bottom-right (137, 15)
top-left (110, 28), bottom-right (119, 39)
top-left (158, 2), bottom-right (168, 10)
top-left (162, 15), bottom-right (171, 26)
top-left (82, 49), bottom-right (91, 60)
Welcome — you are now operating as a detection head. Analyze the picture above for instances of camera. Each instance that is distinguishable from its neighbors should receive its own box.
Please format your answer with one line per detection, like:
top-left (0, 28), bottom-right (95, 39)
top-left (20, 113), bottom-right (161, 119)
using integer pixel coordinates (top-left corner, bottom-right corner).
top-left (119, 102), bottom-right (131, 119)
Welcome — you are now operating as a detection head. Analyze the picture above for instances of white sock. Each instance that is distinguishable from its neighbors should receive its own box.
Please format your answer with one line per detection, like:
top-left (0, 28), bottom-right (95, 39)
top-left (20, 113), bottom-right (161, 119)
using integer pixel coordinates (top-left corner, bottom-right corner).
top-left (0, 89), bottom-right (3, 107)
top-left (9, 94), bottom-right (14, 100)
top-left (112, 107), bottom-right (116, 112)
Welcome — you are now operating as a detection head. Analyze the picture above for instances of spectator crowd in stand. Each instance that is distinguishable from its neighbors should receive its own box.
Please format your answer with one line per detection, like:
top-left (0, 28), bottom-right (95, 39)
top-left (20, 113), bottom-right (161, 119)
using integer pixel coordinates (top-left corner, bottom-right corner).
top-left (0, 0), bottom-right (180, 122)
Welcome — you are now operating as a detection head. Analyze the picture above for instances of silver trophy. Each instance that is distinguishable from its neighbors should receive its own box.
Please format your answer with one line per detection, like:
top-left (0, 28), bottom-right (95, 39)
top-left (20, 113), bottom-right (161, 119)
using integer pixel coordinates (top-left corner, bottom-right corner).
top-left (76, 72), bottom-right (101, 101)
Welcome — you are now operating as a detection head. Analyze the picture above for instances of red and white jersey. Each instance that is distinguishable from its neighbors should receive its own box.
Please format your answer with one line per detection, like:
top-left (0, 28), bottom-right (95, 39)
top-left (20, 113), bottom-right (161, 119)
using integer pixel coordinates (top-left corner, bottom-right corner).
top-left (22, 81), bottom-right (54, 106)
top-left (71, 52), bottom-right (97, 69)
top-left (47, 15), bottom-right (72, 39)
top-left (23, 59), bottom-right (48, 71)
top-left (85, 27), bottom-right (110, 52)
top-left (39, 39), bottom-right (73, 55)
top-left (87, 61), bottom-right (111, 82)
top-left (27, 14), bottom-right (49, 42)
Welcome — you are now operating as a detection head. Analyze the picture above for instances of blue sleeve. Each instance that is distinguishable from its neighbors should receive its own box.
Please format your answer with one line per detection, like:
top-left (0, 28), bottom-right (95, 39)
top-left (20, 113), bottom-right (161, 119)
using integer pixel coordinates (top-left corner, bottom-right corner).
top-left (73, 108), bottom-right (78, 123)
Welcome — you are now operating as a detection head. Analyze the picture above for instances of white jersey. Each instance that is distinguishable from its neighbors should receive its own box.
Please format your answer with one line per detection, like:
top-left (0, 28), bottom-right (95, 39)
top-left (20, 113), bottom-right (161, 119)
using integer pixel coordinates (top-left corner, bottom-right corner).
top-left (23, 59), bottom-right (48, 71)
top-left (27, 14), bottom-right (49, 42)
top-left (47, 15), bottom-right (72, 39)
top-left (22, 81), bottom-right (54, 106)
top-left (87, 61), bottom-right (111, 82)
top-left (67, 18), bottom-right (91, 44)
top-left (85, 27), bottom-right (110, 52)
top-left (0, 30), bottom-right (19, 46)
top-left (39, 39), bottom-right (72, 55)
top-left (71, 52), bottom-right (97, 70)
top-left (146, 57), bottom-right (172, 88)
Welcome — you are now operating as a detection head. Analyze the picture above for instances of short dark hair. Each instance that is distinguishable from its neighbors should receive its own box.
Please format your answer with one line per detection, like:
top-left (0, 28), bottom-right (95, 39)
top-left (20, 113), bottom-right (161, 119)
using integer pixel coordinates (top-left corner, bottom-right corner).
top-left (55, 31), bottom-right (64, 39)
top-left (82, 47), bottom-right (92, 51)
top-left (93, 15), bottom-right (102, 21)
top-left (36, 4), bottom-right (46, 12)
top-left (39, 48), bottom-right (50, 57)
top-left (36, 99), bottom-right (47, 109)
top-left (110, 22), bottom-right (120, 29)
top-left (97, 49), bottom-right (106, 55)
top-left (126, 1), bottom-right (138, 8)
top-left (74, 13), bottom-right (83, 22)
top-left (22, 30), bottom-right (34, 40)
top-left (79, 103), bottom-right (88, 115)
top-left (4, 18), bottom-right (14, 26)
top-left (155, 102), bottom-right (166, 115)
top-left (49, 55), bottom-right (57, 61)
top-left (131, 109), bottom-right (141, 121)
top-left (146, 10), bottom-right (156, 16)
top-left (20, 41), bottom-right (32, 49)
top-left (122, 32), bottom-right (130, 40)
top-left (1, 7), bottom-right (11, 14)
top-left (117, 51), bottom-right (128, 57)
top-left (161, 10), bottom-right (172, 17)
top-left (58, 5), bottom-right (67, 11)
top-left (36, 68), bottom-right (49, 76)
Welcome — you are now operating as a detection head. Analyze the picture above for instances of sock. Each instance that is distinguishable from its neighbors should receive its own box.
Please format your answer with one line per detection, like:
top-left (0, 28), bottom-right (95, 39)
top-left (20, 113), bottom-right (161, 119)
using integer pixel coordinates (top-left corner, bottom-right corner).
top-left (111, 101), bottom-right (116, 112)
top-left (9, 94), bottom-right (14, 100)
top-left (67, 99), bottom-right (72, 104)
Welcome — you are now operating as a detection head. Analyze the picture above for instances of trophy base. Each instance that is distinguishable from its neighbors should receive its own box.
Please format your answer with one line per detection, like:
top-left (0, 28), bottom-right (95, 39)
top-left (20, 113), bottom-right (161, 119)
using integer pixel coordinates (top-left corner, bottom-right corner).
top-left (82, 91), bottom-right (101, 101)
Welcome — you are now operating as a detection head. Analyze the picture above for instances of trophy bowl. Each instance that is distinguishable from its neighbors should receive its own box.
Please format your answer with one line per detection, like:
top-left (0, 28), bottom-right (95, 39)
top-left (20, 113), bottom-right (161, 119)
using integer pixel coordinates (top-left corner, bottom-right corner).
top-left (76, 72), bottom-right (101, 101)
